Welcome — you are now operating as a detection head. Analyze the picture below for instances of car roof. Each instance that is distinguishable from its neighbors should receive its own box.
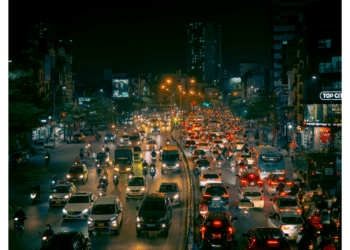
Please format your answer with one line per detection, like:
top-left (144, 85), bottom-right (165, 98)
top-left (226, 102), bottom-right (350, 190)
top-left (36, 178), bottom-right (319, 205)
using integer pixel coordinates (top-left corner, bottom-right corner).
top-left (160, 182), bottom-right (177, 186)
top-left (278, 211), bottom-right (302, 217)
top-left (163, 146), bottom-right (178, 151)
top-left (72, 192), bottom-right (90, 196)
top-left (144, 193), bottom-right (165, 201)
top-left (251, 227), bottom-right (284, 240)
top-left (201, 170), bottom-right (220, 175)
top-left (94, 196), bottom-right (116, 205)
top-left (243, 187), bottom-right (261, 192)
top-left (206, 212), bottom-right (231, 223)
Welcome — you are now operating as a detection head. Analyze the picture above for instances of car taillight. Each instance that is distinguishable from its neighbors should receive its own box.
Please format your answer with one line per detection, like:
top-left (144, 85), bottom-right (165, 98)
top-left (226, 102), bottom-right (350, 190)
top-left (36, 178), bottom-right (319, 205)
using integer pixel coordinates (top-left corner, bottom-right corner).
top-left (260, 197), bottom-right (264, 200)
top-left (241, 179), bottom-right (248, 184)
top-left (312, 171), bottom-right (315, 176)
top-left (212, 220), bottom-right (222, 227)
top-left (203, 194), bottom-right (211, 198)
top-left (270, 181), bottom-right (278, 186)
top-left (249, 174), bottom-right (255, 179)
top-left (309, 244), bottom-right (314, 249)
top-left (186, 144), bottom-right (189, 147)
top-left (257, 179), bottom-right (263, 184)
top-left (286, 182), bottom-right (293, 186)
top-left (279, 208), bottom-right (284, 212)
top-left (280, 226), bottom-right (289, 230)
top-left (212, 233), bottom-right (221, 239)
top-left (201, 226), bottom-right (206, 239)
top-left (280, 191), bottom-right (287, 196)
top-left (257, 169), bottom-right (260, 174)
top-left (336, 222), bottom-right (340, 227)
top-left (267, 240), bottom-right (280, 247)
top-left (222, 193), bottom-right (229, 198)
top-left (278, 177), bottom-right (285, 181)
top-left (227, 226), bottom-right (234, 234)
top-left (297, 208), bottom-right (302, 213)
top-left (201, 177), bottom-right (207, 181)
top-left (337, 171), bottom-right (339, 175)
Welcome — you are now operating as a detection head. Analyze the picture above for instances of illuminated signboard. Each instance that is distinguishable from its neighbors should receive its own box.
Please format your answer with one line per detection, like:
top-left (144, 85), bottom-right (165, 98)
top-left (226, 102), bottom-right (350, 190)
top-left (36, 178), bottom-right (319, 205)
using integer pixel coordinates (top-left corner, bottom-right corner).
top-left (112, 79), bottom-right (129, 98)
top-left (78, 97), bottom-right (91, 107)
top-left (230, 78), bottom-right (241, 84)
top-left (319, 91), bottom-right (342, 101)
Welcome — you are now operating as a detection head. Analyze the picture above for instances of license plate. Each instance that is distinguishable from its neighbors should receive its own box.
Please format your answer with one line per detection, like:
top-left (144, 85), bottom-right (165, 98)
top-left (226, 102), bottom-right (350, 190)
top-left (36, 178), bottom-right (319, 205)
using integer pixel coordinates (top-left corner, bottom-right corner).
top-left (169, 167), bottom-right (173, 169)
top-left (73, 179), bottom-right (77, 181)
top-left (250, 182), bottom-right (254, 185)
top-left (133, 193), bottom-right (139, 196)
top-left (213, 197), bottom-right (220, 200)
top-left (98, 223), bottom-right (104, 227)
top-left (147, 224), bottom-right (155, 227)
top-left (56, 201), bottom-right (61, 204)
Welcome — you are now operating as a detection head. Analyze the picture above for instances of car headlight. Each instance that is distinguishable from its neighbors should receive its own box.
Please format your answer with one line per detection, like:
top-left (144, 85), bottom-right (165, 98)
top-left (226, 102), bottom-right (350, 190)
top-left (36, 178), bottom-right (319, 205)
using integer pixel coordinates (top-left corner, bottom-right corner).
top-left (147, 145), bottom-right (149, 148)
top-left (129, 142), bottom-right (131, 144)
top-left (63, 209), bottom-right (68, 214)
top-left (141, 187), bottom-right (145, 191)
top-left (49, 195), bottom-right (53, 199)
top-left (105, 137), bottom-right (107, 140)
top-left (162, 164), bottom-right (166, 167)
top-left (126, 167), bottom-right (131, 171)
top-left (64, 195), bottom-right (69, 199)
top-left (137, 216), bottom-right (144, 222)
top-left (106, 158), bottom-right (109, 162)
top-left (82, 208), bottom-right (89, 214)
top-left (67, 175), bottom-right (70, 178)
top-left (126, 187), bottom-right (130, 191)
top-left (120, 139), bottom-right (123, 142)
top-left (174, 194), bottom-right (179, 199)
top-left (79, 175), bottom-right (83, 178)
top-left (176, 163), bottom-right (180, 167)
top-left (159, 216), bottom-right (167, 222)
top-left (31, 193), bottom-right (36, 198)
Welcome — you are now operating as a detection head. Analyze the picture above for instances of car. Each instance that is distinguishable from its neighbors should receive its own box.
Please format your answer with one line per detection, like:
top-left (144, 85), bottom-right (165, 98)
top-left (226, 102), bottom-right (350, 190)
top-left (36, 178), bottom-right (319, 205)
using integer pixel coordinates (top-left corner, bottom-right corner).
top-left (126, 176), bottom-right (148, 199)
top-left (270, 196), bottom-right (302, 214)
top-left (241, 187), bottom-right (264, 209)
top-left (63, 192), bottom-right (95, 220)
top-left (199, 170), bottom-right (222, 188)
top-left (162, 121), bottom-right (170, 128)
top-left (120, 134), bottom-right (131, 146)
top-left (158, 182), bottom-right (181, 206)
top-left (202, 183), bottom-right (230, 212)
top-left (104, 133), bottom-right (116, 143)
top-left (264, 174), bottom-right (293, 195)
top-left (236, 172), bottom-right (263, 189)
top-left (197, 142), bottom-right (211, 153)
top-left (129, 133), bottom-right (141, 146)
top-left (66, 165), bottom-right (89, 184)
top-left (194, 159), bottom-right (211, 175)
top-left (49, 181), bottom-right (76, 207)
top-left (139, 130), bottom-right (147, 140)
top-left (242, 227), bottom-right (291, 250)
top-left (9, 152), bottom-right (29, 165)
top-left (133, 146), bottom-right (143, 162)
top-left (184, 140), bottom-right (197, 151)
top-left (33, 138), bottom-right (46, 145)
top-left (72, 133), bottom-right (85, 143)
top-left (212, 140), bottom-right (225, 149)
top-left (40, 231), bottom-right (92, 250)
top-left (200, 212), bottom-right (238, 249)
top-left (192, 149), bottom-right (207, 161)
top-left (146, 139), bottom-right (157, 150)
top-left (95, 152), bottom-right (110, 167)
top-left (151, 126), bottom-right (160, 134)
top-left (136, 193), bottom-right (172, 237)
top-left (88, 196), bottom-right (123, 234)
top-left (267, 211), bottom-right (304, 240)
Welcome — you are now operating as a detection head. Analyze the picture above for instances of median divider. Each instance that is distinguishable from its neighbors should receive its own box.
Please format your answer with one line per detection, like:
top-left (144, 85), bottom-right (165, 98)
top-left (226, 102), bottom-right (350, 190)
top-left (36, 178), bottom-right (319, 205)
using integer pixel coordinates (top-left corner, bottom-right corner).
top-left (171, 127), bottom-right (194, 250)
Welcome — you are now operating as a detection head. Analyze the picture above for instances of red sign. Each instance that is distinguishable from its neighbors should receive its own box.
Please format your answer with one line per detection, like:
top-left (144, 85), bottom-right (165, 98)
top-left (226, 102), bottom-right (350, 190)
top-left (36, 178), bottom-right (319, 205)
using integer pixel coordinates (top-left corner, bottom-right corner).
top-left (320, 127), bottom-right (331, 132)
top-left (320, 132), bottom-right (332, 144)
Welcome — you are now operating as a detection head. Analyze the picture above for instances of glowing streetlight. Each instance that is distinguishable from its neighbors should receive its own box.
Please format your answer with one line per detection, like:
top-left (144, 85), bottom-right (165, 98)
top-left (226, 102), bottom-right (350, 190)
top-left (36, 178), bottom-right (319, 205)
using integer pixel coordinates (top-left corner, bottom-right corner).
top-left (161, 85), bottom-right (165, 89)
top-left (166, 79), bottom-right (172, 84)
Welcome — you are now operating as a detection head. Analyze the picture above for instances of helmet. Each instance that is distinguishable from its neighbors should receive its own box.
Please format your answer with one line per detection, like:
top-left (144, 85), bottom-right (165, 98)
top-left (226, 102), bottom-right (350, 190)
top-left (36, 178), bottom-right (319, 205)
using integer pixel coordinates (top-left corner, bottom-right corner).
top-left (46, 224), bottom-right (51, 228)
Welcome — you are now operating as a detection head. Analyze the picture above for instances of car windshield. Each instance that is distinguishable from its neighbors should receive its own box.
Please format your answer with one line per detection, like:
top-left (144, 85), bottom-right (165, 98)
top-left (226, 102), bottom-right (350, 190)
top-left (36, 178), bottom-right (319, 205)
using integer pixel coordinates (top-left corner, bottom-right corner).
top-left (106, 133), bottom-right (113, 137)
top-left (130, 136), bottom-right (139, 140)
top-left (197, 160), bottom-right (209, 165)
top-left (162, 154), bottom-right (179, 161)
top-left (244, 192), bottom-right (261, 197)
top-left (195, 151), bottom-right (205, 155)
top-left (134, 146), bottom-right (142, 151)
top-left (281, 216), bottom-right (303, 224)
top-left (205, 186), bottom-right (226, 195)
top-left (128, 177), bottom-right (145, 186)
top-left (159, 184), bottom-right (177, 192)
top-left (69, 167), bottom-right (84, 173)
top-left (203, 174), bottom-right (219, 179)
top-left (280, 199), bottom-right (298, 206)
top-left (91, 204), bottom-right (115, 214)
top-left (122, 136), bottom-right (129, 139)
top-left (68, 196), bottom-right (89, 203)
top-left (97, 153), bottom-right (107, 158)
top-left (141, 201), bottom-right (165, 211)
top-left (52, 186), bottom-right (69, 193)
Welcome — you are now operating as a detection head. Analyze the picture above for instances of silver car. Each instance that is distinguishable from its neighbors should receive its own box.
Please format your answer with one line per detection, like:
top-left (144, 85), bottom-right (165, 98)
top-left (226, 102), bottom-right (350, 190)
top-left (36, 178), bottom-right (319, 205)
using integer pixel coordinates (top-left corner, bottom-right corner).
top-left (158, 182), bottom-right (181, 206)
top-left (267, 211), bottom-right (304, 240)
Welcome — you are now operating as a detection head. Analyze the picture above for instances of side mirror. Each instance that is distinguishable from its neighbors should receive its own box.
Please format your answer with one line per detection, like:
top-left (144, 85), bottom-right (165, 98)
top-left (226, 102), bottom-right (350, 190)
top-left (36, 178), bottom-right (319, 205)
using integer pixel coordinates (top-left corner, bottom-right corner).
top-left (117, 209), bottom-right (122, 214)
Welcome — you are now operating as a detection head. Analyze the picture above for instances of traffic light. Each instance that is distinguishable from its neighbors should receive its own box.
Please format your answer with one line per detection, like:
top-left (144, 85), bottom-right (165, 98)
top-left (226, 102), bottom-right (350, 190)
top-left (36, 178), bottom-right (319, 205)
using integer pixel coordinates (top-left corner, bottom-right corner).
top-left (63, 113), bottom-right (66, 117)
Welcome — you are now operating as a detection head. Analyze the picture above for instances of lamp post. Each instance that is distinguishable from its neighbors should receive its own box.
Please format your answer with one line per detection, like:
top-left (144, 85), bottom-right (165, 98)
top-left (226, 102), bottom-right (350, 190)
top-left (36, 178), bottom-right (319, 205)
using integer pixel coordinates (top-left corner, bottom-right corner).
top-left (94, 89), bottom-right (103, 96)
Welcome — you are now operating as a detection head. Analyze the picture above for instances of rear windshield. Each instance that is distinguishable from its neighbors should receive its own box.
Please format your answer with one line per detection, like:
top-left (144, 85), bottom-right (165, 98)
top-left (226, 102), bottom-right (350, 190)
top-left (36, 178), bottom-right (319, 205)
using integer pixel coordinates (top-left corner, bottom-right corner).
top-left (203, 174), bottom-right (219, 179)
top-left (244, 192), bottom-right (261, 197)
top-left (52, 186), bottom-right (69, 193)
top-left (199, 143), bottom-right (208, 146)
top-left (122, 135), bottom-right (129, 139)
top-left (69, 196), bottom-right (89, 203)
top-left (186, 141), bottom-right (196, 145)
top-left (206, 186), bottom-right (226, 195)
top-left (194, 151), bottom-right (205, 155)
top-left (261, 156), bottom-right (283, 162)
top-left (162, 154), bottom-right (179, 161)
top-left (159, 184), bottom-right (177, 192)
top-left (91, 204), bottom-right (115, 214)
top-left (196, 160), bottom-right (209, 165)
top-left (281, 216), bottom-right (303, 224)
top-left (69, 167), bottom-right (84, 173)
top-left (279, 199), bottom-right (298, 206)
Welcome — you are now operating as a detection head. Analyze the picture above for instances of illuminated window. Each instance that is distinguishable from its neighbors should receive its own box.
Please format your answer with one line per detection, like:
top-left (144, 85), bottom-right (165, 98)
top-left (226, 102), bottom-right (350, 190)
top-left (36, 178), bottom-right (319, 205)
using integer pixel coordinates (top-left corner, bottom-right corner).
top-left (319, 62), bottom-right (326, 73)
top-left (332, 56), bottom-right (341, 72)
top-left (282, 41), bottom-right (288, 44)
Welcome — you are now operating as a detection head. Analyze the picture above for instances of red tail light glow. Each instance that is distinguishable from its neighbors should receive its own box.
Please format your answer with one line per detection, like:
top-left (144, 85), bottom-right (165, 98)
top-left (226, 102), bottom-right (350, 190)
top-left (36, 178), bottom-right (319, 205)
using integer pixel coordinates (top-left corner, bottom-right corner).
top-left (297, 208), bottom-right (302, 213)
top-left (270, 181), bottom-right (278, 185)
top-left (212, 220), bottom-right (223, 227)
top-left (203, 194), bottom-right (211, 198)
top-left (241, 179), bottom-right (248, 184)
top-left (257, 180), bottom-right (263, 184)
top-left (278, 177), bottom-right (285, 181)
top-left (267, 240), bottom-right (279, 246)
top-left (222, 193), bottom-right (229, 198)
top-left (257, 169), bottom-right (260, 174)
top-left (227, 227), bottom-right (234, 234)
top-left (282, 170), bottom-right (285, 174)
top-left (286, 182), bottom-right (293, 186)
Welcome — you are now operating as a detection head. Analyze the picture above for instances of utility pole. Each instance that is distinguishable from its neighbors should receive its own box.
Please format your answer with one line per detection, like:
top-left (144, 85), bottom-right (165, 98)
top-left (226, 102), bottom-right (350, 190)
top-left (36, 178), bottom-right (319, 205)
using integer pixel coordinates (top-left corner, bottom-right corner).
top-left (53, 90), bottom-right (56, 148)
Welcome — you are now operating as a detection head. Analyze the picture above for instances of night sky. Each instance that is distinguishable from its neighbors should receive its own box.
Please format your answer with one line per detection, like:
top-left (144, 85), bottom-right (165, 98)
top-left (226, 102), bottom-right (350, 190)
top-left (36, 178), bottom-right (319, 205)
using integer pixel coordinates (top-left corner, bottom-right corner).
top-left (9, 0), bottom-right (270, 82)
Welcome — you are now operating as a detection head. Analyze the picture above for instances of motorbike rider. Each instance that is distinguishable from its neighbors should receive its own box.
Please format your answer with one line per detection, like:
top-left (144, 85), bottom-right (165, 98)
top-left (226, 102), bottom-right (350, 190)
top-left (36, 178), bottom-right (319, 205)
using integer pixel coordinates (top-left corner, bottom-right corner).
top-left (289, 182), bottom-right (300, 196)
top-left (45, 151), bottom-right (50, 161)
top-left (166, 138), bottom-right (170, 144)
top-left (33, 183), bottom-right (41, 200)
top-left (103, 169), bottom-right (109, 178)
top-left (51, 174), bottom-right (58, 188)
top-left (43, 224), bottom-right (54, 237)
top-left (151, 150), bottom-right (157, 158)
top-left (14, 207), bottom-right (26, 228)
top-left (98, 182), bottom-right (106, 192)
top-left (315, 184), bottom-right (323, 196)
top-left (276, 182), bottom-right (286, 195)
top-left (74, 157), bottom-right (81, 165)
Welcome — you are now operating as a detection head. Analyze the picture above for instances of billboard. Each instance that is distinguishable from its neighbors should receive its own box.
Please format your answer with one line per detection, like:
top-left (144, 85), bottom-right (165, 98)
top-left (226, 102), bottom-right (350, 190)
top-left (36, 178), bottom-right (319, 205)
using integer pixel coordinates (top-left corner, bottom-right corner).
top-left (112, 79), bottom-right (129, 98)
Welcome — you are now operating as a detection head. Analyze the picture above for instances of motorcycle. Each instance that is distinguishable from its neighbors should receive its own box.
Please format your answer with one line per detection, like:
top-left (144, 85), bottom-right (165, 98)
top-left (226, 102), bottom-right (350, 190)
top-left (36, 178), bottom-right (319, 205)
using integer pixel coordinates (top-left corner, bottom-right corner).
top-left (96, 166), bottom-right (102, 175)
top-left (30, 190), bottom-right (39, 205)
top-left (240, 208), bottom-right (251, 219)
top-left (39, 232), bottom-right (51, 246)
top-left (14, 217), bottom-right (24, 237)
top-left (150, 166), bottom-right (156, 179)
top-left (151, 154), bottom-right (157, 162)
top-left (216, 160), bottom-right (223, 168)
top-left (98, 187), bottom-right (106, 197)
top-left (113, 175), bottom-right (119, 188)
top-left (166, 139), bottom-right (170, 145)
top-left (142, 166), bottom-right (148, 176)
top-left (45, 156), bottom-right (50, 166)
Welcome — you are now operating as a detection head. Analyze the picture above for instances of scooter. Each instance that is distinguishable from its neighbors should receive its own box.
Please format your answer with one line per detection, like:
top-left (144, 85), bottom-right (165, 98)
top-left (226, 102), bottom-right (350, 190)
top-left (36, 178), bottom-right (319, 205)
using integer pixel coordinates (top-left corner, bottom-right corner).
top-left (150, 166), bottom-right (156, 179)
top-left (98, 187), bottom-right (106, 197)
top-left (30, 190), bottom-right (39, 205)
top-left (113, 174), bottom-right (119, 188)
top-left (45, 156), bottom-right (50, 166)
top-left (142, 166), bottom-right (148, 177)
top-left (39, 232), bottom-right (51, 246)
top-left (14, 217), bottom-right (24, 237)
top-left (96, 166), bottom-right (102, 175)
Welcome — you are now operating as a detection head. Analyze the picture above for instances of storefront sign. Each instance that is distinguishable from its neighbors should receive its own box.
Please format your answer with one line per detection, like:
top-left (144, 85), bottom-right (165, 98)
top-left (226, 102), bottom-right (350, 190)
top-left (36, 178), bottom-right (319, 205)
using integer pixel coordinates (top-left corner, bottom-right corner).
top-left (319, 91), bottom-right (342, 101)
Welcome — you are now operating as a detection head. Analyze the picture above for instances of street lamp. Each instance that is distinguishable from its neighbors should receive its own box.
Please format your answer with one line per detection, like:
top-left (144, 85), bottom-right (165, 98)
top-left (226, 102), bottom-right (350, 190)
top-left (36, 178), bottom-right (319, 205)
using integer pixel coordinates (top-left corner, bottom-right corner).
top-left (94, 89), bottom-right (103, 95)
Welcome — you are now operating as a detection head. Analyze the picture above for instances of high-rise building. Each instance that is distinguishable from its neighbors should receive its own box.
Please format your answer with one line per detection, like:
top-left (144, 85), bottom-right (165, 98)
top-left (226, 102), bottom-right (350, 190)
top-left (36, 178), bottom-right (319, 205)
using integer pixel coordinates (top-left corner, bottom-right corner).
top-left (269, 0), bottom-right (302, 107)
top-left (186, 22), bottom-right (222, 86)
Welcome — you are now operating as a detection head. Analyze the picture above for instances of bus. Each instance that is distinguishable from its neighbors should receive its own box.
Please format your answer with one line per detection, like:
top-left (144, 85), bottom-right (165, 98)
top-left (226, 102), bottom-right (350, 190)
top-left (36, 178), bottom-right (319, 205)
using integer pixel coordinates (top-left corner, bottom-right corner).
top-left (294, 150), bottom-right (338, 189)
top-left (251, 146), bottom-right (285, 179)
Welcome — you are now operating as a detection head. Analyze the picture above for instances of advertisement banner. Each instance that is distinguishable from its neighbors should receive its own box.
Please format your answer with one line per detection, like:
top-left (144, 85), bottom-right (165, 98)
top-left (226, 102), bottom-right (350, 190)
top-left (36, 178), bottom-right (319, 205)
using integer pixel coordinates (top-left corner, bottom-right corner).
top-left (112, 79), bottom-right (129, 98)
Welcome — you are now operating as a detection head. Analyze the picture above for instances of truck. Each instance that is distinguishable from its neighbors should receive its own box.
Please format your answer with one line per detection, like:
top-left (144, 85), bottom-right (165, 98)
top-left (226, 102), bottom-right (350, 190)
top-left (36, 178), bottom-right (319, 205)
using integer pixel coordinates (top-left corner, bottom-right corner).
top-left (114, 146), bottom-right (134, 173)
top-left (293, 150), bottom-right (339, 189)
top-left (160, 146), bottom-right (181, 174)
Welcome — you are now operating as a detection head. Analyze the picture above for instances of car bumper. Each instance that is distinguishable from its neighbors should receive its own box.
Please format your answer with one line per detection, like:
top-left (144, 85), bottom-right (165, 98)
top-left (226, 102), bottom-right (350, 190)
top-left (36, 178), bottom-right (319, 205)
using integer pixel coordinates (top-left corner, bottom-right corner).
top-left (136, 222), bottom-right (169, 231)
top-left (88, 222), bottom-right (118, 232)
top-left (251, 200), bottom-right (264, 208)
top-left (104, 140), bottom-right (114, 143)
top-left (49, 200), bottom-right (67, 206)
top-left (63, 213), bottom-right (89, 219)
top-left (126, 192), bottom-right (146, 198)
top-left (67, 177), bottom-right (85, 183)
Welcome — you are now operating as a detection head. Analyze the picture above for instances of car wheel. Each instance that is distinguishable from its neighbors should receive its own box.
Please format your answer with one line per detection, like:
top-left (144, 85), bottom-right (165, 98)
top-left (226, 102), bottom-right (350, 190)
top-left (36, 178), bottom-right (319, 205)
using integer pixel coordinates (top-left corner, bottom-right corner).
top-left (136, 229), bottom-right (142, 237)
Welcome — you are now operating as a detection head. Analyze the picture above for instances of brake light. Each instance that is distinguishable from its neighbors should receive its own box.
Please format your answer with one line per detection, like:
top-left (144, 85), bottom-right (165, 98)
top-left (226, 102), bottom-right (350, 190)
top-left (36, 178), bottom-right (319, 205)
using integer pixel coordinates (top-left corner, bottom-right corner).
top-left (215, 178), bottom-right (220, 181)
top-left (309, 244), bottom-right (314, 249)
top-left (201, 226), bottom-right (206, 239)
top-left (212, 234), bottom-right (221, 239)
top-left (337, 171), bottom-right (339, 175)
top-left (278, 177), bottom-right (285, 181)
top-left (186, 144), bottom-right (189, 147)
top-left (267, 240), bottom-right (280, 246)
top-left (286, 182), bottom-right (293, 186)
top-left (201, 177), bottom-right (207, 181)
top-left (270, 181), bottom-right (278, 186)
top-left (280, 191), bottom-right (287, 196)
top-left (212, 220), bottom-right (223, 227)
top-left (260, 197), bottom-right (264, 200)
top-left (222, 193), bottom-right (229, 198)
top-left (336, 222), bottom-right (340, 227)
top-left (312, 171), bottom-right (315, 176)
top-left (297, 208), bottom-right (302, 213)
top-left (257, 169), bottom-right (260, 174)
top-left (241, 179), bottom-right (248, 184)
top-left (203, 194), bottom-right (211, 198)
top-left (257, 179), bottom-right (263, 184)
top-left (227, 227), bottom-right (234, 234)
top-left (195, 165), bottom-right (198, 168)
top-left (249, 174), bottom-right (255, 178)
top-left (279, 208), bottom-right (284, 212)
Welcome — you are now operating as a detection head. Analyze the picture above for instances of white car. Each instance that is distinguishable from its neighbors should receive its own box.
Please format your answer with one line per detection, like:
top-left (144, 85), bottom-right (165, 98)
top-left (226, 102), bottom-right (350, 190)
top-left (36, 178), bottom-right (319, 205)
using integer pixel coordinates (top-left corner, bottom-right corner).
top-left (241, 187), bottom-right (264, 209)
top-left (120, 135), bottom-right (131, 146)
top-left (199, 170), bottom-right (222, 188)
top-left (267, 211), bottom-right (304, 240)
top-left (197, 142), bottom-right (211, 153)
top-left (63, 192), bottom-right (95, 220)
top-left (126, 176), bottom-right (148, 199)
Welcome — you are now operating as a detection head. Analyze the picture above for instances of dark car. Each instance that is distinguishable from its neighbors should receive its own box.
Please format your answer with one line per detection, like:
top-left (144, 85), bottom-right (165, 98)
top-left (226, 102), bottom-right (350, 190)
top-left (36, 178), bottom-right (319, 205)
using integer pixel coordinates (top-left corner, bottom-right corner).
top-left (136, 193), bottom-right (172, 237)
top-left (194, 159), bottom-right (211, 175)
top-left (184, 140), bottom-right (197, 151)
top-left (104, 133), bottom-right (116, 143)
top-left (40, 231), bottom-right (91, 250)
top-left (242, 227), bottom-right (291, 250)
top-left (202, 183), bottom-right (230, 212)
top-left (237, 172), bottom-right (263, 189)
top-left (200, 212), bottom-right (238, 249)
top-left (95, 152), bottom-right (110, 167)
top-left (192, 149), bottom-right (207, 161)
top-left (72, 133), bottom-right (85, 143)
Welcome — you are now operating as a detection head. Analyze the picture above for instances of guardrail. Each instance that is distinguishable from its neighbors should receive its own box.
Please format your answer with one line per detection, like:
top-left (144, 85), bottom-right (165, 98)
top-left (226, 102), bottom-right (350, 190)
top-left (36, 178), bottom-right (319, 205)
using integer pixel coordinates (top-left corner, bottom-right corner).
top-left (171, 127), bottom-right (194, 250)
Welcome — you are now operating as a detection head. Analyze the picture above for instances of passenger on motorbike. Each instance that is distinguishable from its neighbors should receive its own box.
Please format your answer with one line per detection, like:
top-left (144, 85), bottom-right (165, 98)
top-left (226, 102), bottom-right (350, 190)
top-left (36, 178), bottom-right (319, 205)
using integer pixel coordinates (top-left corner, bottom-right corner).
top-left (98, 182), bottom-right (106, 192)
top-left (74, 157), bottom-right (81, 165)
top-left (33, 183), bottom-right (41, 200)
top-left (14, 207), bottom-right (26, 228)
top-left (43, 224), bottom-right (54, 237)
top-left (151, 150), bottom-right (157, 158)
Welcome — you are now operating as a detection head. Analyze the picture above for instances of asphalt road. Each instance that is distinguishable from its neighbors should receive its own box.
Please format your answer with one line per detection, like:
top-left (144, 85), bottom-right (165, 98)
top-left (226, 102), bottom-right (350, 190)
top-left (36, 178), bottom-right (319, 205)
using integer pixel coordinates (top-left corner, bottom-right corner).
top-left (173, 128), bottom-right (297, 250)
top-left (9, 123), bottom-right (188, 250)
